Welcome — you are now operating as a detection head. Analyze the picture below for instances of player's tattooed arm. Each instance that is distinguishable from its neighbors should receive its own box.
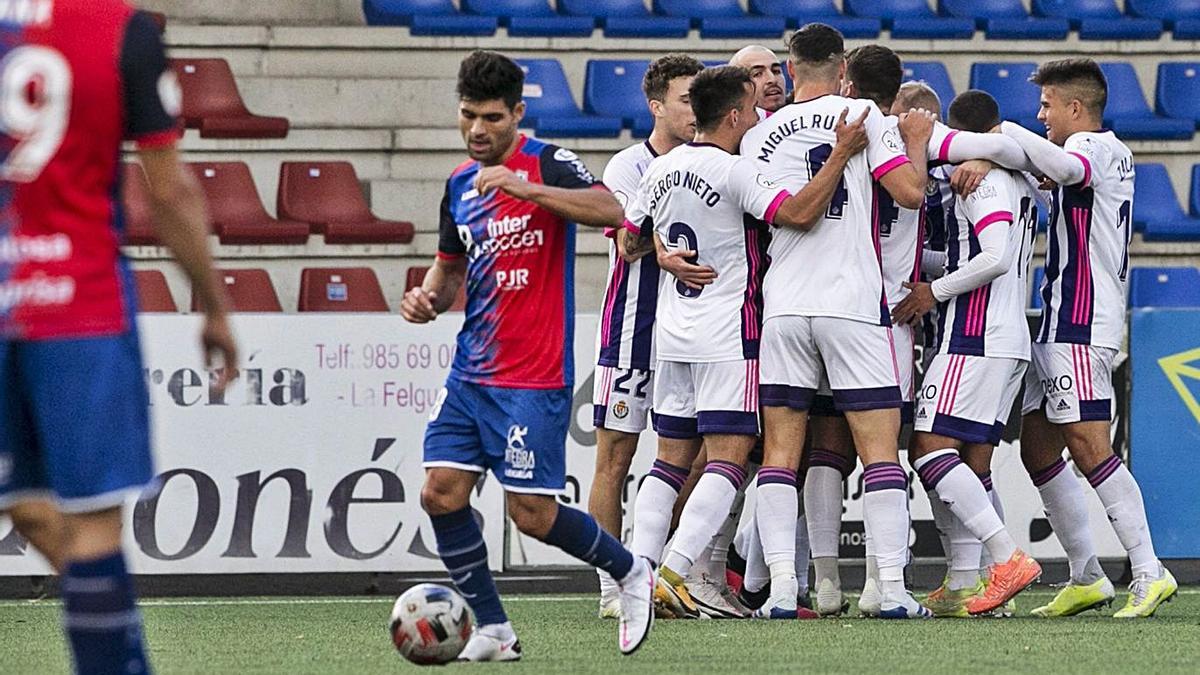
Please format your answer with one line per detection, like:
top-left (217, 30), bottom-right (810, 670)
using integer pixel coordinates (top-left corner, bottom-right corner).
top-left (401, 257), bottom-right (467, 322)
top-left (474, 166), bottom-right (623, 228)
top-left (617, 228), bottom-right (655, 262)
top-left (772, 107), bottom-right (868, 231)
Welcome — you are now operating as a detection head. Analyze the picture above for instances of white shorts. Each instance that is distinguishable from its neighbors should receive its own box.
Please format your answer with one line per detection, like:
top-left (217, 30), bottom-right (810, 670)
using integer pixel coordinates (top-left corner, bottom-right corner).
top-left (760, 315), bottom-right (903, 413)
top-left (1021, 342), bottom-right (1117, 424)
top-left (914, 353), bottom-right (1026, 445)
top-left (652, 359), bottom-right (759, 438)
top-left (592, 365), bottom-right (654, 434)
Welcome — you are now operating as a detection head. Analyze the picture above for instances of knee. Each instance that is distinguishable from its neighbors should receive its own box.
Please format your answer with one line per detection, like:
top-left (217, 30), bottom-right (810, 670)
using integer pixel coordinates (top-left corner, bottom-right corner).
top-left (420, 478), bottom-right (464, 516)
top-left (506, 495), bottom-right (556, 538)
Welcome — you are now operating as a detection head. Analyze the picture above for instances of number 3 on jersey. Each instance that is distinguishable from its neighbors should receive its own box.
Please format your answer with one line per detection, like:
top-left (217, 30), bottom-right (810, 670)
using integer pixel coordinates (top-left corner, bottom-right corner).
top-left (667, 221), bottom-right (702, 298)
top-left (0, 45), bottom-right (72, 183)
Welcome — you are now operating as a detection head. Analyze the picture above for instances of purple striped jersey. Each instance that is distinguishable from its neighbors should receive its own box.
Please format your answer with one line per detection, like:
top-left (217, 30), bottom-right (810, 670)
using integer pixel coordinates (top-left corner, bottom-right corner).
top-left (877, 115), bottom-right (926, 310)
top-left (596, 141), bottom-right (660, 371)
top-left (937, 168), bottom-right (1039, 359)
top-left (1037, 131), bottom-right (1134, 350)
top-left (922, 166), bottom-right (956, 350)
top-left (625, 142), bottom-right (787, 362)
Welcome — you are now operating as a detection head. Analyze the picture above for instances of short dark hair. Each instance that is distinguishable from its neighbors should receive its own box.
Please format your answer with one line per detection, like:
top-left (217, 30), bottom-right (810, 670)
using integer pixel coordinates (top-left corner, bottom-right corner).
top-left (643, 53), bottom-right (706, 103)
top-left (948, 90), bottom-right (1001, 133)
top-left (846, 45), bottom-right (902, 109)
top-left (456, 50), bottom-right (524, 110)
top-left (787, 23), bottom-right (844, 66)
top-left (1030, 58), bottom-right (1107, 116)
top-left (690, 66), bottom-right (753, 133)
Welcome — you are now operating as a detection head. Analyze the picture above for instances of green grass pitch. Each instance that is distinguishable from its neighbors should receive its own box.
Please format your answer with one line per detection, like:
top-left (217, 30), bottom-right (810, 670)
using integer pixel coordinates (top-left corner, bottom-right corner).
top-left (1, 590), bottom-right (1197, 673)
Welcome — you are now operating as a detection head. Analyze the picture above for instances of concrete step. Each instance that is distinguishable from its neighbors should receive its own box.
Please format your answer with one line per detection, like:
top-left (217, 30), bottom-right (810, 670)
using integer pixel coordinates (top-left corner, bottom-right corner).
top-left (144, 0), bottom-right (363, 26)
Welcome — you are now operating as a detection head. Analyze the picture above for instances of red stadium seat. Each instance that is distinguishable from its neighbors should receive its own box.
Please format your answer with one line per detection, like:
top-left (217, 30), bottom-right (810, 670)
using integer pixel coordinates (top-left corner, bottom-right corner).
top-left (170, 58), bottom-right (289, 139)
top-left (189, 162), bottom-right (310, 245)
top-left (277, 162), bottom-right (415, 244)
top-left (133, 270), bottom-right (177, 312)
top-left (298, 267), bottom-right (390, 312)
top-left (121, 163), bottom-right (159, 246)
top-left (405, 266), bottom-right (467, 311)
top-left (193, 269), bottom-right (283, 313)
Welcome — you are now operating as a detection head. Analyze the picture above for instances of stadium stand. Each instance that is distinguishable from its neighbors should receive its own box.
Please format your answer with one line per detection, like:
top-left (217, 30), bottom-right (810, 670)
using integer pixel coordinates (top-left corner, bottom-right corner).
top-left (940, 0), bottom-right (1070, 40)
top-left (1136, 163), bottom-right (1200, 241)
top-left (842, 0), bottom-right (975, 39)
top-left (406, 266), bottom-right (468, 311)
top-left (171, 58), bottom-right (290, 139)
top-left (1030, 0), bottom-right (1163, 40)
top-left (969, 62), bottom-right (1042, 130)
top-left (361, 0), bottom-right (499, 35)
top-left (1129, 266), bottom-right (1200, 307)
top-left (584, 60), bottom-right (654, 137)
top-left (134, 270), bottom-right (178, 313)
top-left (461, 0), bottom-right (595, 37)
top-left (277, 162), bottom-right (415, 244)
top-left (299, 267), bottom-right (391, 312)
top-left (193, 269), bottom-right (284, 312)
top-left (516, 59), bottom-right (624, 137)
top-left (652, 0), bottom-right (786, 39)
top-left (190, 162), bottom-right (311, 245)
top-left (559, 0), bottom-right (690, 38)
top-left (1129, 0), bottom-right (1200, 39)
top-left (749, 1), bottom-right (881, 37)
top-left (1155, 63), bottom-right (1200, 129)
top-left (901, 62), bottom-right (955, 118)
top-left (1030, 266), bottom-right (1046, 310)
top-left (1100, 63), bottom-right (1193, 140)
top-left (121, 163), bottom-right (161, 247)
top-left (1189, 164), bottom-right (1200, 219)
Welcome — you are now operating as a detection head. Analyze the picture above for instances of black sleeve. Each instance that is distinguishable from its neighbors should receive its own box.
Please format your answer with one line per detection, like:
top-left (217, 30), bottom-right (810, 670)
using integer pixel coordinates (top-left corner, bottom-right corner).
top-left (120, 10), bottom-right (179, 143)
top-left (539, 144), bottom-right (599, 189)
top-left (437, 180), bottom-right (467, 258)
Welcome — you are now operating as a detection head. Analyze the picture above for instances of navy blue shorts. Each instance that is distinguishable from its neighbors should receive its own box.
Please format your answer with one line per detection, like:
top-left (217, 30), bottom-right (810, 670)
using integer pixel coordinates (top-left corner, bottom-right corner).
top-left (423, 378), bottom-right (570, 495)
top-left (0, 331), bottom-right (154, 512)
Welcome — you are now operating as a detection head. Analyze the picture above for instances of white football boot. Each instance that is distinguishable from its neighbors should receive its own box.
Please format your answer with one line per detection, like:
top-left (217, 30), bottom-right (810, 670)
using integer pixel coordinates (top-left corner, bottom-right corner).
top-left (457, 623), bottom-right (522, 662)
top-left (617, 557), bottom-right (655, 655)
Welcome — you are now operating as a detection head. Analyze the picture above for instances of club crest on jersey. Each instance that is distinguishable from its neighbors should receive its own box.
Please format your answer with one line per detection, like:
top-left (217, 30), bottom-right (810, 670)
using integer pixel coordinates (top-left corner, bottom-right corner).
top-left (612, 401), bottom-right (629, 419)
top-left (504, 425), bottom-right (536, 479)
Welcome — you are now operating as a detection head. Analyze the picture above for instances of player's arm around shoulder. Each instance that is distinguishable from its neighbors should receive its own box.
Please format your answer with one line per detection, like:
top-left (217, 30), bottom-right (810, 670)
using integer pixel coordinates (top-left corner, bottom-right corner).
top-left (880, 107), bottom-right (936, 209)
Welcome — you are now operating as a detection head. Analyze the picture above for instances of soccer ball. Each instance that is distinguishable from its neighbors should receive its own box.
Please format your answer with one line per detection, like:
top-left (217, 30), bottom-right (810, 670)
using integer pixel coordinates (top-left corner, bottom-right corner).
top-left (389, 583), bottom-right (473, 665)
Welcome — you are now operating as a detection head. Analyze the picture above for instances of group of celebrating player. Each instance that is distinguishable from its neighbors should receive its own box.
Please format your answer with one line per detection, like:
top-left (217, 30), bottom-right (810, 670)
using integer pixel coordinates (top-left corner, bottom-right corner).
top-left (405, 22), bottom-right (1178, 662)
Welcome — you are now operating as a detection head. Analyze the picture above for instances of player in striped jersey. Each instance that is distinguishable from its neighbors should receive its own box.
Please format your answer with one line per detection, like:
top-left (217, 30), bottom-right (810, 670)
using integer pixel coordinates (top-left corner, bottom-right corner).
top-left (1000, 58), bottom-right (1177, 618)
top-left (894, 90), bottom-right (1044, 617)
top-left (591, 53), bottom-right (704, 620)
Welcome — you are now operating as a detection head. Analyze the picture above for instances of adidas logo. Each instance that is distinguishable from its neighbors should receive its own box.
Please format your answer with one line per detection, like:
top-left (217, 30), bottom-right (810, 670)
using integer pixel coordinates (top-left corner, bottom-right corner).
top-left (1055, 398), bottom-right (1071, 412)
top-left (916, 408), bottom-right (928, 419)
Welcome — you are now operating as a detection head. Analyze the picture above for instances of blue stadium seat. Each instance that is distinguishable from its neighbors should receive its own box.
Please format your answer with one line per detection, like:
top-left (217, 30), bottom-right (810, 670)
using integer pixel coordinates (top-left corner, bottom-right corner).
top-left (361, 0), bottom-right (498, 34)
top-left (1134, 163), bottom-right (1200, 241)
top-left (1127, 1), bottom-right (1200, 39)
top-left (1030, 265), bottom-right (1046, 310)
top-left (559, 0), bottom-right (690, 38)
top-left (1031, 0), bottom-right (1162, 40)
top-left (842, 0), bottom-right (975, 39)
top-left (461, 0), bottom-right (594, 36)
top-left (584, 60), bottom-right (654, 137)
top-left (1100, 63), bottom-right (1193, 140)
top-left (902, 62), bottom-right (954, 119)
top-left (1130, 267), bottom-right (1200, 307)
top-left (653, 0), bottom-right (786, 38)
top-left (1155, 63), bottom-right (1200, 129)
top-left (939, 0), bottom-right (1069, 39)
top-left (517, 60), bottom-right (623, 138)
top-left (1189, 164), bottom-right (1200, 217)
top-left (969, 62), bottom-right (1043, 130)
top-left (749, 1), bottom-right (882, 37)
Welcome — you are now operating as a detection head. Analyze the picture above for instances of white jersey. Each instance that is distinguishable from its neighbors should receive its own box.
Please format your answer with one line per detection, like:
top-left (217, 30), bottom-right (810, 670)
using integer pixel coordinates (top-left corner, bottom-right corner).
top-left (597, 140), bottom-right (660, 371)
top-left (628, 142), bottom-right (786, 363)
top-left (740, 94), bottom-right (910, 325)
top-left (937, 168), bottom-right (1039, 360)
top-left (877, 115), bottom-right (924, 309)
top-left (1037, 130), bottom-right (1134, 350)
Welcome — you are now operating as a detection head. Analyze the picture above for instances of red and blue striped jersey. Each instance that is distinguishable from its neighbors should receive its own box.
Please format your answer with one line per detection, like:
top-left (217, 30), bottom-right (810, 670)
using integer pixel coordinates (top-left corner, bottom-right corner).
top-left (438, 135), bottom-right (602, 389)
top-left (1, 1), bottom-right (181, 340)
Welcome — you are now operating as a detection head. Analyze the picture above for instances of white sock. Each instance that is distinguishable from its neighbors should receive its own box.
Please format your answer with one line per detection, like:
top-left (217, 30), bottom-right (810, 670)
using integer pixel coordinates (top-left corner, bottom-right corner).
top-left (863, 516), bottom-right (880, 583)
top-left (915, 450), bottom-right (1015, 563)
top-left (794, 509), bottom-right (811, 594)
top-left (707, 485), bottom-right (745, 579)
top-left (927, 488), bottom-right (955, 562)
top-left (1088, 456), bottom-right (1160, 579)
top-left (742, 515), bottom-right (770, 593)
top-left (597, 569), bottom-right (618, 600)
top-left (804, 465), bottom-right (844, 559)
top-left (1032, 458), bottom-right (1100, 584)
top-left (479, 621), bottom-right (515, 638)
top-left (755, 469), bottom-right (800, 604)
top-left (862, 462), bottom-right (911, 585)
top-left (947, 510), bottom-right (983, 591)
top-left (630, 473), bottom-right (682, 564)
top-left (661, 466), bottom-right (744, 577)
